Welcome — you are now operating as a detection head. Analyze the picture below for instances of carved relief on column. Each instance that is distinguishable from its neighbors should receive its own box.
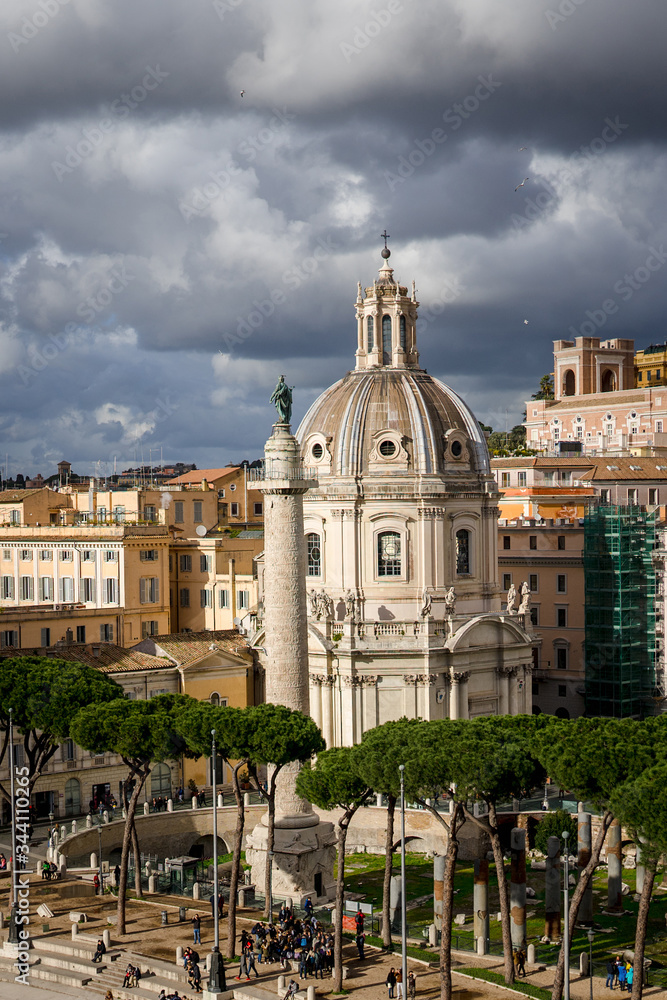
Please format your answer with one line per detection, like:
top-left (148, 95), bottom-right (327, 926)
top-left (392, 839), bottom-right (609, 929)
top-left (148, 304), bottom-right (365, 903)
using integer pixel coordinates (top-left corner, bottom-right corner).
top-left (341, 675), bottom-right (362, 687)
top-left (451, 670), bottom-right (470, 683)
top-left (360, 674), bottom-right (379, 685)
top-left (417, 507), bottom-right (445, 519)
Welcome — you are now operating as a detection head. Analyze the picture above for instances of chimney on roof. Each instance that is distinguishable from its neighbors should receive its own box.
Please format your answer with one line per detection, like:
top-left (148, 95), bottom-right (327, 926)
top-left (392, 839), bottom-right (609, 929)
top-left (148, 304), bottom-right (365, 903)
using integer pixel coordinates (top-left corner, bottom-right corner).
top-left (92, 645), bottom-right (101, 658)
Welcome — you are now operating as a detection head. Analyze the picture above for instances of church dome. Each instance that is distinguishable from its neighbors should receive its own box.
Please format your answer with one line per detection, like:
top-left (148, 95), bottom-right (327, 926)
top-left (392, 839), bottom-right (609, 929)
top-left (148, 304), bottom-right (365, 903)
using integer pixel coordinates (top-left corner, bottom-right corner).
top-left (296, 252), bottom-right (490, 479)
top-left (297, 368), bottom-right (490, 477)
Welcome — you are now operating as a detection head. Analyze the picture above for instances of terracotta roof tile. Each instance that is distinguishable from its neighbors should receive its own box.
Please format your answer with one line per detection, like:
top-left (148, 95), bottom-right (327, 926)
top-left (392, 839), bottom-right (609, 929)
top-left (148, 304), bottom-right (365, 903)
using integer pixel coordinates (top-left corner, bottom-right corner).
top-left (134, 629), bottom-right (252, 666)
top-left (166, 468), bottom-right (239, 485)
top-left (0, 644), bottom-right (174, 673)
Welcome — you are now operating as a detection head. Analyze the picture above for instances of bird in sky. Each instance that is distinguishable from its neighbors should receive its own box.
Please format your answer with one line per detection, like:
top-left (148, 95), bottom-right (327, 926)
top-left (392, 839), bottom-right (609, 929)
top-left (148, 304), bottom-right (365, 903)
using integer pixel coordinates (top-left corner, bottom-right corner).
top-left (518, 147), bottom-right (528, 151)
top-left (515, 177), bottom-right (529, 191)
top-left (524, 319), bottom-right (529, 325)
top-left (240, 90), bottom-right (245, 97)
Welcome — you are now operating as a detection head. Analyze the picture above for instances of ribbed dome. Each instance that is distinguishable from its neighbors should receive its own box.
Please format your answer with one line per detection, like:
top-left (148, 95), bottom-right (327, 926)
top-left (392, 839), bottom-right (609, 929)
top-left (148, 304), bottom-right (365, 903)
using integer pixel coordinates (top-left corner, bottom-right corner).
top-left (296, 368), bottom-right (490, 478)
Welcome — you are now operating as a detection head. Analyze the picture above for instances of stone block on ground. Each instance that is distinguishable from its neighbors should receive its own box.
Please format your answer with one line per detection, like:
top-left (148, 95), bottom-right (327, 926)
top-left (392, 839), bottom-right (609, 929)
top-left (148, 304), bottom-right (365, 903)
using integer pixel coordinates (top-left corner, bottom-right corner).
top-left (37, 904), bottom-right (54, 919)
top-left (454, 913), bottom-right (466, 925)
top-left (69, 911), bottom-right (87, 923)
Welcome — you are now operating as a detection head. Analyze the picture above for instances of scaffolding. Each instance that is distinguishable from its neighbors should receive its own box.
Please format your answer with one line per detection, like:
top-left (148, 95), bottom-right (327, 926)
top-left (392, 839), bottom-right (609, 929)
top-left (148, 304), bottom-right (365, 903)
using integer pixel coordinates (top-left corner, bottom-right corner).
top-left (584, 504), bottom-right (657, 718)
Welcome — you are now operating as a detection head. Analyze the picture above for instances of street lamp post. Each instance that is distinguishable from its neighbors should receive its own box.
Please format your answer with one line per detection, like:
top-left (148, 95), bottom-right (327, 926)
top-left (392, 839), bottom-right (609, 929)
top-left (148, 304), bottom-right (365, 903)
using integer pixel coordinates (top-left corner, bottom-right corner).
top-left (563, 830), bottom-right (570, 1000)
top-left (399, 765), bottom-right (407, 996)
top-left (587, 928), bottom-right (595, 1000)
top-left (96, 820), bottom-right (103, 895)
top-left (208, 729), bottom-right (225, 995)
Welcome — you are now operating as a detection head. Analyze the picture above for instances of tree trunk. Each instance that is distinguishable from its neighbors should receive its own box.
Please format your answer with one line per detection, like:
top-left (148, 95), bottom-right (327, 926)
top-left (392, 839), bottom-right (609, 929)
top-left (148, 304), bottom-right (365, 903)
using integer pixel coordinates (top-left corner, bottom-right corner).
top-left (440, 804), bottom-right (463, 1000)
top-left (464, 803), bottom-right (514, 984)
top-left (551, 810), bottom-right (613, 1000)
top-left (226, 760), bottom-right (246, 960)
top-left (382, 794), bottom-right (396, 949)
top-left (131, 820), bottom-right (142, 898)
top-left (264, 769), bottom-right (279, 920)
top-left (117, 768), bottom-right (146, 935)
top-left (631, 864), bottom-right (656, 1000)
top-left (333, 818), bottom-right (350, 993)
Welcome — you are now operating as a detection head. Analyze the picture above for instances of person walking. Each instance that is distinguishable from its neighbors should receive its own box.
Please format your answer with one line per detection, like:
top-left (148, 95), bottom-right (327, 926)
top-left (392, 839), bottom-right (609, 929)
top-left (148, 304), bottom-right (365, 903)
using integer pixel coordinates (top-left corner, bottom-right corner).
top-left (245, 941), bottom-right (260, 979)
top-left (386, 968), bottom-right (397, 999)
top-left (235, 950), bottom-right (249, 981)
top-left (355, 931), bottom-right (365, 960)
top-left (617, 961), bottom-right (627, 992)
top-left (516, 947), bottom-right (526, 978)
top-left (396, 967), bottom-right (404, 999)
top-left (407, 971), bottom-right (416, 1000)
top-left (192, 912), bottom-right (201, 945)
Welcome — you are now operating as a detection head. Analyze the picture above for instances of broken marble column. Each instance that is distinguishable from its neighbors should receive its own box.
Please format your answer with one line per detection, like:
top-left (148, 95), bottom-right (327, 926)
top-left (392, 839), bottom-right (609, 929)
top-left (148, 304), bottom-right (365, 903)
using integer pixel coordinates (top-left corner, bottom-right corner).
top-left (607, 818), bottom-right (623, 911)
top-left (510, 827), bottom-right (526, 948)
top-left (433, 854), bottom-right (445, 932)
top-left (636, 838), bottom-right (645, 896)
top-left (577, 811), bottom-right (593, 924)
top-left (474, 857), bottom-right (490, 949)
top-left (390, 874), bottom-right (403, 933)
top-left (544, 835), bottom-right (561, 940)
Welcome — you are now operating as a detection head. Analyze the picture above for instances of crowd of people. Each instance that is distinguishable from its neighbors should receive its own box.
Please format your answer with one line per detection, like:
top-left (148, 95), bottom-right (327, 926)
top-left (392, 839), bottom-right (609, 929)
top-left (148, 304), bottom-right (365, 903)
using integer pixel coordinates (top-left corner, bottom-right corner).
top-left (234, 906), bottom-right (338, 979)
top-left (606, 956), bottom-right (635, 991)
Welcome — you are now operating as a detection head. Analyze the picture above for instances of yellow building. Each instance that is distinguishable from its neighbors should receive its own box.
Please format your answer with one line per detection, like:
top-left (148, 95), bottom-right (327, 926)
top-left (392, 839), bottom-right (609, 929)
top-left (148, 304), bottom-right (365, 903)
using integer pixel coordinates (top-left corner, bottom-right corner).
top-left (0, 487), bottom-right (72, 526)
top-left (0, 524), bottom-right (171, 649)
top-left (635, 343), bottom-right (667, 388)
top-left (170, 531), bottom-right (264, 633)
top-left (132, 630), bottom-right (258, 790)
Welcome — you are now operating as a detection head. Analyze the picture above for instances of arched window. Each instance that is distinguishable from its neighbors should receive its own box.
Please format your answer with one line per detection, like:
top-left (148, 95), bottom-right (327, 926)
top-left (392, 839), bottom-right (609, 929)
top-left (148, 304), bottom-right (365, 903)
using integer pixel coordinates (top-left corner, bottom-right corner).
top-left (382, 315), bottom-right (392, 364)
top-left (64, 778), bottom-right (80, 817)
top-left (306, 532), bottom-right (321, 576)
top-left (562, 369), bottom-right (575, 396)
top-left (210, 692), bottom-right (220, 706)
top-left (555, 707), bottom-right (570, 720)
top-left (367, 316), bottom-right (374, 353)
top-left (399, 315), bottom-right (407, 351)
top-left (150, 762), bottom-right (172, 797)
top-left (456, 529), bottom-right (470, 575)
top-left (601, 369), bottom-right (616, 392)
top-left (377, 531), bottom-right (401, 577)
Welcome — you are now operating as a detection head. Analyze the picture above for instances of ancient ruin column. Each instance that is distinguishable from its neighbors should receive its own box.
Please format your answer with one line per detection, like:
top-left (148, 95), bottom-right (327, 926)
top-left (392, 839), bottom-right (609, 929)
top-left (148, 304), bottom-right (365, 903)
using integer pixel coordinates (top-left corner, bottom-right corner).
top-left (474, 857), bottom-right (490, 950)
top-left (607, 818), bottom-right (623, 912)
top-left (433, 854), bottom-right (445, 932)
top-left (544, 836), bottom-right (561, 940)
top-left (577, 811), bottom-right (593, 924)
top-left (321, 677), bottom-right (334, 748)
top-left (246, 420), bottom-right (336, 899)
top-left (510, 827), bottom-right (526, 948)
top-left (636, 838), bottom-right (645, 896)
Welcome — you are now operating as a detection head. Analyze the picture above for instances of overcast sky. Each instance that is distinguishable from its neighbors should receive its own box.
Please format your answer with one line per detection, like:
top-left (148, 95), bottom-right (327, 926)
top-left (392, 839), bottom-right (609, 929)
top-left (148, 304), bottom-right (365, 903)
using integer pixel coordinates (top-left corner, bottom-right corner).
top-left (1, 0), bottom-right (666, 478)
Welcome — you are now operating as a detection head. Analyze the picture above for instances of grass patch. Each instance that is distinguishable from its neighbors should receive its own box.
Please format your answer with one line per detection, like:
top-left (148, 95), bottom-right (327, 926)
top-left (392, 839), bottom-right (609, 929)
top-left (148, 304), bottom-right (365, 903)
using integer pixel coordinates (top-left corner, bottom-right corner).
top-left (458, 968), bottom-right (551, 999)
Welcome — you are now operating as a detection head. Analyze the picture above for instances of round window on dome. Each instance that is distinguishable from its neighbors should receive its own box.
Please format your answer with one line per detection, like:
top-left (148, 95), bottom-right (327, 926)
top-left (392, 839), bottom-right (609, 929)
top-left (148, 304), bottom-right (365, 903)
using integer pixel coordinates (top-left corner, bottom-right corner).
top-left (311, 442), bottom-right (324, 460)
top-left (451, 440), bottom-right (463, 458)
top-left (379, 440), bottom-right (396, 458)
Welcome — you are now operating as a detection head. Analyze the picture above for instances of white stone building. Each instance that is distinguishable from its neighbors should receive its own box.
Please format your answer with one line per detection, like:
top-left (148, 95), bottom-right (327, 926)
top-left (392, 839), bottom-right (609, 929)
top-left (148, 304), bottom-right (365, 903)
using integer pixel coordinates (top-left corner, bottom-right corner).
top-left (246, 251), bottom-right (535, 746)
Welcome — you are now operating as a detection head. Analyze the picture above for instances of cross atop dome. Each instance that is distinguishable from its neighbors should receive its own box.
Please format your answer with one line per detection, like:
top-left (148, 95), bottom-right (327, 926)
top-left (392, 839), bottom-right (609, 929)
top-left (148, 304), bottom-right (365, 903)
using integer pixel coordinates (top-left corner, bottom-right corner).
top-left (354, 244), bottom-right (420, 370)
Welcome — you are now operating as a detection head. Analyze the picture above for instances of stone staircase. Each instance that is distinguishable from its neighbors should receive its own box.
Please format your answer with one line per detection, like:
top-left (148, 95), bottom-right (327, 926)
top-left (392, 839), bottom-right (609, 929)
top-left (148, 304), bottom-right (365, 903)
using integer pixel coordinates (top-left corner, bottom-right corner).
top-left (0, 934), bottom-right (199, 998)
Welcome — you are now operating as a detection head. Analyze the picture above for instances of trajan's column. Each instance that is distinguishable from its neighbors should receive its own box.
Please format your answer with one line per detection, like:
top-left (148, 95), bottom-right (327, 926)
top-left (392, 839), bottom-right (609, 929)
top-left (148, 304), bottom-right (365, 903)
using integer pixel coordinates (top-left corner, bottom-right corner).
top-left (246, 376), bottom-right (336, 902)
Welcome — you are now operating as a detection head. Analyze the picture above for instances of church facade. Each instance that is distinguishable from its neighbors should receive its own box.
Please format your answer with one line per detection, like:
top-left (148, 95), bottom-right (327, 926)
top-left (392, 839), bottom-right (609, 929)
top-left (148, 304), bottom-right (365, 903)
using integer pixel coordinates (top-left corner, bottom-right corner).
top-left (246, 250), bottom-right (536, 747)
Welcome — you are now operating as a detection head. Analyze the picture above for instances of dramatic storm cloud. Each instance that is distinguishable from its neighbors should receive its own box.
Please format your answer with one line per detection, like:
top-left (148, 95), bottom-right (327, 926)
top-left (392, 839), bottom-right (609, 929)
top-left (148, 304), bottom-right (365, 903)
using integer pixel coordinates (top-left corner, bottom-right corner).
top-left (0, 0), bottom-right (665, 476)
